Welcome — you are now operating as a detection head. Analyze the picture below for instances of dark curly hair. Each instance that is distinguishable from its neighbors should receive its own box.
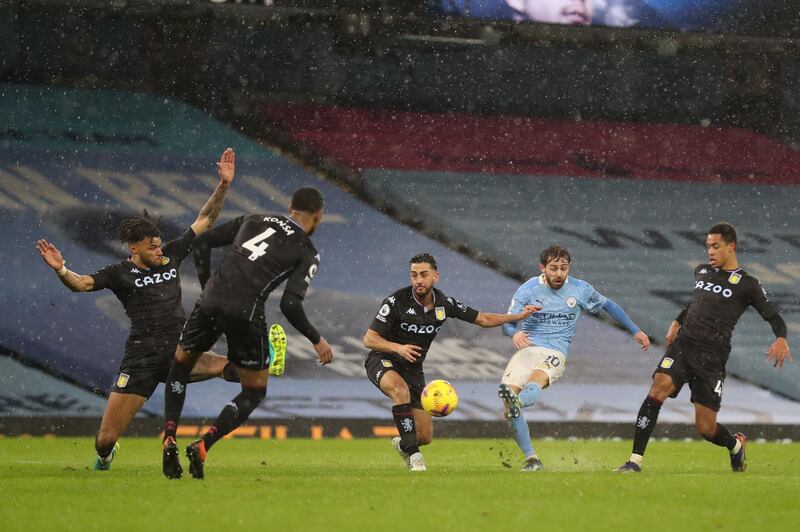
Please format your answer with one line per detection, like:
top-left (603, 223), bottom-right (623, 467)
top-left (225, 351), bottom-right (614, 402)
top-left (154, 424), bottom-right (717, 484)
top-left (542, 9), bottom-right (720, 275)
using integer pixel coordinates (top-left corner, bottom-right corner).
top-left (118, 210), bottom-right (162, 244)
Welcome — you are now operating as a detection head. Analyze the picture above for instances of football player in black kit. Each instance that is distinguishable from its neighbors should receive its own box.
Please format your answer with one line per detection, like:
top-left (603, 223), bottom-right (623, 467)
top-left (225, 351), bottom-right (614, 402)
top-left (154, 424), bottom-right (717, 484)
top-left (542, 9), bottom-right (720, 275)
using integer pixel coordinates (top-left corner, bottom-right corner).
top-left (161, 186), bottom-right (333, 479)
top-left (364, 253), bottom-right (539, 471)
top-left (36, 148), bottom-right (239, 471)
top-left (615, 222), bottom-right (792, 473)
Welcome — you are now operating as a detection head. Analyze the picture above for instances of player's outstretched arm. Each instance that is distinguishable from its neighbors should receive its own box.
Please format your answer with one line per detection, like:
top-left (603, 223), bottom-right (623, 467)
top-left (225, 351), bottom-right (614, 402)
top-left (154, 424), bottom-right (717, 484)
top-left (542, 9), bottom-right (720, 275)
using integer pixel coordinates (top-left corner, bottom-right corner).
top-left (766, 337), bottom-right (792, 368)
top-left (363, 329), bottom-right (422, 363)
top-left (602, 299), bottom-right (649, 350)
top-left (474, 304), bottom-right (540, 328)
top-left (191, 148), bottom-right (234, 236)
top-left (36, 239), bottom-right (94, 292)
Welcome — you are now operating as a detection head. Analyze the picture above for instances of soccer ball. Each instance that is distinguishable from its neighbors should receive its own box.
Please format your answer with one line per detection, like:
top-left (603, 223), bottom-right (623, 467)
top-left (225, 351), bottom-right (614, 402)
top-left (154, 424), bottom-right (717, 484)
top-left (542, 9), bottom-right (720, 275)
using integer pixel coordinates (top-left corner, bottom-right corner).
top-left (421, 379), bottom-right (459, 417)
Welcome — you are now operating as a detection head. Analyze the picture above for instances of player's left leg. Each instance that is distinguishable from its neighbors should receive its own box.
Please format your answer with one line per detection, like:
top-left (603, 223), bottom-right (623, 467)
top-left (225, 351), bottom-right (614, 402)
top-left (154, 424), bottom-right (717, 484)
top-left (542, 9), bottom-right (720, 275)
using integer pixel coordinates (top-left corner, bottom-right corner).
top-left (694, 403), bottom-right (745, 472)
top-left (94, 392), bottom-right (146, 470)
top-left (413, 408), bottom-right (433, 446)
top-left (186, 366), bottom-right (269, 479)
top-left (499, 347), bottom-right (563, 470)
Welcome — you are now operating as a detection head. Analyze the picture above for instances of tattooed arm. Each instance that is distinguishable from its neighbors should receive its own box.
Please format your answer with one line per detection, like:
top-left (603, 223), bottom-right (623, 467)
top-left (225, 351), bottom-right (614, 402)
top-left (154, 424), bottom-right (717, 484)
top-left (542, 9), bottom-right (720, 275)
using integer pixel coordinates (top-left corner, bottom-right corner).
top-left (191, 148), bottom-right (235, 236)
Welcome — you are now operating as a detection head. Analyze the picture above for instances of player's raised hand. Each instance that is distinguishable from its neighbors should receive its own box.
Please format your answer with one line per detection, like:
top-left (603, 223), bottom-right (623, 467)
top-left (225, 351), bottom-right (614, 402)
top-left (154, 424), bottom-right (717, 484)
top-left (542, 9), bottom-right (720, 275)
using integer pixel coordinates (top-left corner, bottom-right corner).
top-left (36, 239), bottom-right (64, 270)
top-left (664, 320), bottom-right (681, 348)
top-left (512, 330), bottom-right (532, 350)
top-left (314, 337), bottom-right (333, 365)
top-left (766, 337), bottom-right (792, 368)
top-left (217, 148), bottom-right (235, 185)
top-left (396, 344), bottom-right (422, 363)
top-left (634, 331), bottom-right (650, 351)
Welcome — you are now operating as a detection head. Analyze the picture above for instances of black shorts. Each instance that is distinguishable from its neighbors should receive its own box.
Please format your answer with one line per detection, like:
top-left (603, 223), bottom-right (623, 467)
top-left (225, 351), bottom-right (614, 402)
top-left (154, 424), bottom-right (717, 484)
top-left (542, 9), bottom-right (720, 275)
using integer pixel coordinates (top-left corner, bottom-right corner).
top-left (654, 336), bottom-right (729, 411)
top-left (364, 351), bottom-right (426, 409)
top-left (111, 344), bottom-right (175, 398)
top-left (179, 303), bottom-right (270, 371)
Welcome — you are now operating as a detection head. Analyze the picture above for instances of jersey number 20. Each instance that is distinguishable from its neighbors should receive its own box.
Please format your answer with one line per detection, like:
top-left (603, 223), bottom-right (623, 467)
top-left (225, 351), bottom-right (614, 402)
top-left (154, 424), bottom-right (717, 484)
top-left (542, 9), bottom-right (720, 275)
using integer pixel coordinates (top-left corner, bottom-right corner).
top-left (243, 228), bottom-right (276, 261)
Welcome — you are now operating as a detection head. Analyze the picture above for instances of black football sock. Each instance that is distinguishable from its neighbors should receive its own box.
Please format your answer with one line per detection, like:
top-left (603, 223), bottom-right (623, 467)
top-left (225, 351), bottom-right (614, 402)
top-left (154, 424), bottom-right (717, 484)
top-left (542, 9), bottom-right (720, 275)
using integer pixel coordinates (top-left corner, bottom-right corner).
top-left (707, 423), bottom-right (737, 450)
top-left (95, 437), bottom-right (116, 459)
top-left (222, 362), bottom-right (240, 383)
top-left (163, 358), bottom-right (193, 441)
top-left (202, 385), bottom-right (267, 451)
top-left (392, 403), bottom-right (419, 456)
top-left (632, 396), bottom-right (663, 456)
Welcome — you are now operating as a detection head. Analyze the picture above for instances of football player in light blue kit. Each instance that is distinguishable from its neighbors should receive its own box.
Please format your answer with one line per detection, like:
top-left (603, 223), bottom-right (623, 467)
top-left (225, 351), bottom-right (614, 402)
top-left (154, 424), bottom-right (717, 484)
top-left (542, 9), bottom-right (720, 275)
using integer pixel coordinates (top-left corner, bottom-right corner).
top-left (498, 245), bottom-right (650, 471)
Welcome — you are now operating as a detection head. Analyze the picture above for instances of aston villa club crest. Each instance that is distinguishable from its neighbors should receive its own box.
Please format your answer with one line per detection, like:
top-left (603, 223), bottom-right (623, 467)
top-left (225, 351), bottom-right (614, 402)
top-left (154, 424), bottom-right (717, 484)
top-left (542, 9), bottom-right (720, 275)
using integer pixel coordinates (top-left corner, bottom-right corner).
top-left (116, 372), bottom-right (130, 388)
top-left (435, 306), bottom-right (446, 321)
top-left (728, 272), bottom-right (742, 285)
top-left (161, 257), bottom-right (171, 265)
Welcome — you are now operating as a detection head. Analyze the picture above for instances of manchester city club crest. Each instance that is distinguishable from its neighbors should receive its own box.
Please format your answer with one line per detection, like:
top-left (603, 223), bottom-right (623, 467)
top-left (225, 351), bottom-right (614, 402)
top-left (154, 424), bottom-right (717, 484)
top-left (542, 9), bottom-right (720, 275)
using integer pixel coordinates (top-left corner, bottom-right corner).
top-left (435, 306), bottom-right (446, 320)
top-left (566, 296), bottom-right (577, 308)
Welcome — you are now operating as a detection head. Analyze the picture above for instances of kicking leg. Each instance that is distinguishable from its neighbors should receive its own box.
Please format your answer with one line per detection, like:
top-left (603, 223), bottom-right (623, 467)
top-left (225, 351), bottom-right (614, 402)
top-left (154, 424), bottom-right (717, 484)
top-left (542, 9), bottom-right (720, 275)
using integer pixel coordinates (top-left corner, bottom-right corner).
top-left (500, 370), bottom-right (549, 471)
top-left (186, 366), bottom-right (268, 479)
top-left (94, 392), bottom-right (145, 470)
top-left (616, 372), bottom-right (675, 473)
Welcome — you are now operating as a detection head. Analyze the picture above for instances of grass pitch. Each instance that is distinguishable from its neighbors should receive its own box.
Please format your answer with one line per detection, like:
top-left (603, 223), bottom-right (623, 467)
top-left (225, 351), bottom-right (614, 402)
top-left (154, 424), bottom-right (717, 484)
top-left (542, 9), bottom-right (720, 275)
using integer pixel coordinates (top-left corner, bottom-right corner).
top-left (2, 437), bottom-right (798, 531)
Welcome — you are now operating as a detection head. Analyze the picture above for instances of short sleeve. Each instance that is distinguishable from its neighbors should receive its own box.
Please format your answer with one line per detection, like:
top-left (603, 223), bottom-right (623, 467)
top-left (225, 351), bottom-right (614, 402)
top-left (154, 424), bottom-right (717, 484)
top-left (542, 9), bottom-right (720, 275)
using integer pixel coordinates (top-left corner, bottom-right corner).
top-left (369, 296), bottom-right (400, 336)
top-left (283, 252), bottom-right (320, 301)
top-left (579, 281), bottom-right (607, 314)
top-left (444, 295), bottom-right (479, 323)
top-left (507, 285), bottom-right (530, 314)
top-left (89, 264), bottom-right (118, 292)
top-left (161, 228), bottom-right (196, 266)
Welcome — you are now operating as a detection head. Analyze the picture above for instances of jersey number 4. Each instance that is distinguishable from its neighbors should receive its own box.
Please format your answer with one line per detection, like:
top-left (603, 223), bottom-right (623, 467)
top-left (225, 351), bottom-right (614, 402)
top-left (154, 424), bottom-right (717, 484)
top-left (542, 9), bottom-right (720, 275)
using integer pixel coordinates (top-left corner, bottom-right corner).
top-left (243, 228), bottom-right (276, 261)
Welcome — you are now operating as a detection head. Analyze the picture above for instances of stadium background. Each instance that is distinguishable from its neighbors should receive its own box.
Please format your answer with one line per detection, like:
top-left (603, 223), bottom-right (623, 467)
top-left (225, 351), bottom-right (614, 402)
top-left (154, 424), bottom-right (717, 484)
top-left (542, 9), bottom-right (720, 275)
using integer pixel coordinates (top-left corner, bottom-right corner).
top-left (1, 0), bottom-right (799, 442)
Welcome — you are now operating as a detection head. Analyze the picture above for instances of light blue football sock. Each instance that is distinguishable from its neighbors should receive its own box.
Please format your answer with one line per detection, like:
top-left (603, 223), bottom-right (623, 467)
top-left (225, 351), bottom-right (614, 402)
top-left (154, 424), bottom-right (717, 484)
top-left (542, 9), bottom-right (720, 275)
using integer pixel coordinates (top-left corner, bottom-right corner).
top-left (519, 382), bottom-right (542, 407)
top-left (507, 414), bottom-right (535, 458)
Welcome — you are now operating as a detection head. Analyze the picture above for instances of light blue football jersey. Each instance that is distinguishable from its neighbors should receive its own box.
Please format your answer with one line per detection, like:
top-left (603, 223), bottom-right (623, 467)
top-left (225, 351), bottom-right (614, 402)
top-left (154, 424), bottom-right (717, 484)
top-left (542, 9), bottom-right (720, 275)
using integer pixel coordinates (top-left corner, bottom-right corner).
top-left (504, 275), bottom-right (608, 357)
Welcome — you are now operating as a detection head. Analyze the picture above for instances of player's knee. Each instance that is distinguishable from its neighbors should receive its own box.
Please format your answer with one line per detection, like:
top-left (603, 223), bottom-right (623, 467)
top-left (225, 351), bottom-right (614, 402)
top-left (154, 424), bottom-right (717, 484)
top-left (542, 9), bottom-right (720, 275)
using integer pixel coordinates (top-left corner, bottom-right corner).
top-left (384, 383), bottom-right (410, 403)
top-left (417, 433), bottom-right (433, 446)
top-left (242, 385), bottom-right (267, 406)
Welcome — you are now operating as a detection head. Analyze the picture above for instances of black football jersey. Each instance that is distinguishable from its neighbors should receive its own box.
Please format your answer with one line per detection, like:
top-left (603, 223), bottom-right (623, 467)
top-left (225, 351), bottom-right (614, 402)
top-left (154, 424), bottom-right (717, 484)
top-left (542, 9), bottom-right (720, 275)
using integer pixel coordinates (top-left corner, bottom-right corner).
top-left (197, 214), bottom-right (319, 324)
top-left (368, 286), bottom-right (479, 365)
top-left (90, 228), bottom-right (195, 348)
top-left (679, 264), bottom-right (780, 352)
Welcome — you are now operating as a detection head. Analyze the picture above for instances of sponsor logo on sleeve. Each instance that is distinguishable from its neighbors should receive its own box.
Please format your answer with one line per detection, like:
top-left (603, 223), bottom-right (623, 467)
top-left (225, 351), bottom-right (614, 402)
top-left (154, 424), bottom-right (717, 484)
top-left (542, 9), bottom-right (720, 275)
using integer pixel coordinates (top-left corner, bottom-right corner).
top-left (379, 304), bottom-right (391, 317)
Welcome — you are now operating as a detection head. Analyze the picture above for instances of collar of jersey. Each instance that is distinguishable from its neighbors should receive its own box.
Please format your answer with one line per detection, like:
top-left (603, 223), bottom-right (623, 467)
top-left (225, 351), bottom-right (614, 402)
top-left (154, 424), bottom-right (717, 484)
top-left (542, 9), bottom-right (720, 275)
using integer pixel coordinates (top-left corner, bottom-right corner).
top-left (411, 287), bottom-right (436, 311)
top-left (286, 215), bottom-right (305, 232)
top-left (127, 258), bottom-right (150, 271)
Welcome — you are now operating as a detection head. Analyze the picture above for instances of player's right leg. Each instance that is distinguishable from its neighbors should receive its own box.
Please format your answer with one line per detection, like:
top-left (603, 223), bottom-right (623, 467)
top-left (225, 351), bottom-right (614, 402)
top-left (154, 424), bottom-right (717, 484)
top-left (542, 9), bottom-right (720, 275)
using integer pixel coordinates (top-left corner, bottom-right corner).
top-left (94, 392), bottom-right (146, 470)
top-left (381, 372), bottom-right (426, 471)
top-left (364, 354), bottom-right (425, 471)
top-left (163, 305), bottom-right (220, 479)
top-left (615, 372), bottom-right (677, 473)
